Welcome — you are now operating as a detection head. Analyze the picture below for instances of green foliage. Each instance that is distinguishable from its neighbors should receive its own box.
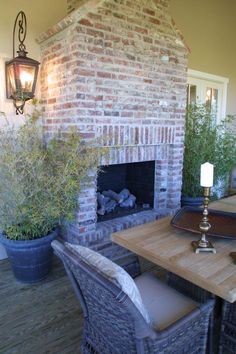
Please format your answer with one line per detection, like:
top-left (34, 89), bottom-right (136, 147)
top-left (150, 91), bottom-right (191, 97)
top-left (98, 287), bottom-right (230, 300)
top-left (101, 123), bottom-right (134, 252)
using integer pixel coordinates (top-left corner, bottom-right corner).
top-left (0, 109), bottom-right (102, 240)
top-left (182, 104), bottom-right (236, 197)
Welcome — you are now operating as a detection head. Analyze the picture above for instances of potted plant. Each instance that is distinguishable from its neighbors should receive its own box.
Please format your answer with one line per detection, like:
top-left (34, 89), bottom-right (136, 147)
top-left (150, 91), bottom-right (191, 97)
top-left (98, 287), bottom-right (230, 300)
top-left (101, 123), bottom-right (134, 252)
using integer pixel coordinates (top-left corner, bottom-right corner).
top-left (0, 106), bottom-right (101, 283)
top-left (181, 103), bottom-right (236, 206)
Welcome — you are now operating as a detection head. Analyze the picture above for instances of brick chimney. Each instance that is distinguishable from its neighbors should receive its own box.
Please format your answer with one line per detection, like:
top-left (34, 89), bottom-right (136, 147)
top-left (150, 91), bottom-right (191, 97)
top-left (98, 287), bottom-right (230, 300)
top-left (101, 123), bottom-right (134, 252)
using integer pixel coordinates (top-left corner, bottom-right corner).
top-left (37, 0), bottom-right (188, 249)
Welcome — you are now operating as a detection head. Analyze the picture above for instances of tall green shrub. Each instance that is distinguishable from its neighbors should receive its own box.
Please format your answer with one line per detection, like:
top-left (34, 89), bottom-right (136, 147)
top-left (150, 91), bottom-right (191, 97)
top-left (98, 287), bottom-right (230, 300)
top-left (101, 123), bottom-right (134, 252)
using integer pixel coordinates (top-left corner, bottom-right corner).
top-left (182, 104), bottom-right (236, 197)
top-left (0, 111), bottom-right (102, 240)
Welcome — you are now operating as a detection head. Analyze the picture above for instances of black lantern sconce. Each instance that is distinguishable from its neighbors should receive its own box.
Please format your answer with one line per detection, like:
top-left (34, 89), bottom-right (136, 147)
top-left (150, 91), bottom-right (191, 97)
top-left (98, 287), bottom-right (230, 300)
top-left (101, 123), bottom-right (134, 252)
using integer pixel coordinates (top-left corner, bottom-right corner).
top-left (5, 11), bottom-right (40, 114)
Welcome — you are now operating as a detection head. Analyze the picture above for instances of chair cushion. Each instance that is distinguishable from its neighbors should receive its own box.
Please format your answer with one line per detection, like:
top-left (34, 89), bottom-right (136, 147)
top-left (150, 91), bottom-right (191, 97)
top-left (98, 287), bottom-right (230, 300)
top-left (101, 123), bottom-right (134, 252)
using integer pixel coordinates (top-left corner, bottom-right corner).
top-left (135, 273), bottom-right (198, 330)
top-left (65, 243), bottom-right (150, 324)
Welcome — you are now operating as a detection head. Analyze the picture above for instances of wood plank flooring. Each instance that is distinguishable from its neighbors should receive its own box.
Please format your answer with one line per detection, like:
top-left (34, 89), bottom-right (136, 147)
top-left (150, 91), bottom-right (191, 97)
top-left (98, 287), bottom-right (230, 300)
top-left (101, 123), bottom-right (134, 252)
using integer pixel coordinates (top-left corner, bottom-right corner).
top-left (0, 255), bottom-right (162, 354)
top-left (0, 256), bottom-right (83, 354)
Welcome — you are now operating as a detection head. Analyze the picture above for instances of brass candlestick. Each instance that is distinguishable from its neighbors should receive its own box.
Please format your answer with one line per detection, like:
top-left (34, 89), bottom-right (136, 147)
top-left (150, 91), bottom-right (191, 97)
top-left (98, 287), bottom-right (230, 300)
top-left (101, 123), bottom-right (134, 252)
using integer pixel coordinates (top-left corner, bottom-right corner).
top-left (191, 187), bottom-right (216, 254)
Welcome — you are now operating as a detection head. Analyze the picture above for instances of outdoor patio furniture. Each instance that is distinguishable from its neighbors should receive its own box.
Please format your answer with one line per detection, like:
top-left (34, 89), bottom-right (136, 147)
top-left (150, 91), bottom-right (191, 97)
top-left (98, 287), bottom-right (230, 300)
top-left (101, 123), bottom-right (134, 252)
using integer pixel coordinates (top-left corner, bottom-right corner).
top-left (167, 272), bottom-right (216, 354)
top-left (219, 300), bottom-right (236, 353)
top-left (52, 239), bottom-right (214, 354)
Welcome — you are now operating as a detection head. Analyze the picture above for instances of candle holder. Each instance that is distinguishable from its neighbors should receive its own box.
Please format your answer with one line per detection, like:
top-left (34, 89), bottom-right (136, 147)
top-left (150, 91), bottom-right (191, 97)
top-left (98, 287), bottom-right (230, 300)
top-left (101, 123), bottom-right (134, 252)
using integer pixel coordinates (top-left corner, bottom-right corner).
top-left (191, 187), bottom-right (216, 254)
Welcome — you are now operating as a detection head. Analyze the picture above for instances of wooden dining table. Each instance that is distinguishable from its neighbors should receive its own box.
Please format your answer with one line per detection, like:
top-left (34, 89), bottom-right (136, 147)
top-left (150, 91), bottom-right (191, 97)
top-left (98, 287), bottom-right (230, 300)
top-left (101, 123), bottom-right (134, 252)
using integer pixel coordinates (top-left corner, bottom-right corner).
top-left (112, 195), bottom-right (236, 303)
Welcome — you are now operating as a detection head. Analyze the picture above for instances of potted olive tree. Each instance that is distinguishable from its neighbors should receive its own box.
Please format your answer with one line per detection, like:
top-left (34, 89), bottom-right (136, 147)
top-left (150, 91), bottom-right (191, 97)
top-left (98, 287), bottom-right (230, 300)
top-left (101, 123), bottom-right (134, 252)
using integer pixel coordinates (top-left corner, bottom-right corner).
top-left (181, 104), bottom-right (236, 206)
top-left (0, 107), bottom-right (101, 283)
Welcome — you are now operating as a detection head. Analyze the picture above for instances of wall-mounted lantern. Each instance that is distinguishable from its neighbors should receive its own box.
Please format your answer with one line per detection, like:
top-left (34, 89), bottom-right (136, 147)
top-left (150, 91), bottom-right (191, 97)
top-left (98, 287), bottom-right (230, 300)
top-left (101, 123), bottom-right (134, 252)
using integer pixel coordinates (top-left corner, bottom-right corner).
top-left (5, 11), bottom-right (40, 114)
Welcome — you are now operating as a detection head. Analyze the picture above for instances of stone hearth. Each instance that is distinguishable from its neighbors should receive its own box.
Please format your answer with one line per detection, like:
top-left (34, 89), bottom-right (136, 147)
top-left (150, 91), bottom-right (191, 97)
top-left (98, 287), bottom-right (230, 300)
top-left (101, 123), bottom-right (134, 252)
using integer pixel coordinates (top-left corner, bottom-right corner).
top-left (37, 0), bottom-right (188, 253)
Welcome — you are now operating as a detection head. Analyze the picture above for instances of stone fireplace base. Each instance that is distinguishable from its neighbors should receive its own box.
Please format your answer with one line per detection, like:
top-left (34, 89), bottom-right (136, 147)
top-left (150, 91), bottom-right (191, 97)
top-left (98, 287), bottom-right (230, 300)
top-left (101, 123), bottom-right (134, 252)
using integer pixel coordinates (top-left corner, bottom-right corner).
top-left (62, 208), bottom-right (162, 278)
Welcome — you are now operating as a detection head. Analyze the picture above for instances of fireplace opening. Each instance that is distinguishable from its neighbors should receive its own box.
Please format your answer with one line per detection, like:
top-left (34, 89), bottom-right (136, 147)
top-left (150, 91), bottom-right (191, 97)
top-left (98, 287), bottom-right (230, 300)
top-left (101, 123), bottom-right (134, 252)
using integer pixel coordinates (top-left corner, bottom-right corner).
top-left (97, 161), bottom-right (155, 222)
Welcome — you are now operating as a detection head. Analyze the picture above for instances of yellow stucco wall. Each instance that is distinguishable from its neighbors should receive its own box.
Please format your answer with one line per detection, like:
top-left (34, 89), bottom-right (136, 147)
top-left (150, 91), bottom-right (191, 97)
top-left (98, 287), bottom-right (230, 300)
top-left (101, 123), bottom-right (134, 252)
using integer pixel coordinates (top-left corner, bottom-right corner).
top-left (0, 0), bottom-right (67, 117)
top-left (170, 0), bottom-right (236, 115)
top-left (0, 0), bottom-right (67, 58)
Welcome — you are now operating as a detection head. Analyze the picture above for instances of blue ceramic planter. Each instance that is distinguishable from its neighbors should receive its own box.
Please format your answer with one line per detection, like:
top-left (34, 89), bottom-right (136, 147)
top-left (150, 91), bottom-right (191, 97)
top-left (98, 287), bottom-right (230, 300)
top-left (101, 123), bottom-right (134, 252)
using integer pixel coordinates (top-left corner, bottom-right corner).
top-left (0, 230), bottom-right (57, 283)
top-left (181, 196), bottom-right (204, 207)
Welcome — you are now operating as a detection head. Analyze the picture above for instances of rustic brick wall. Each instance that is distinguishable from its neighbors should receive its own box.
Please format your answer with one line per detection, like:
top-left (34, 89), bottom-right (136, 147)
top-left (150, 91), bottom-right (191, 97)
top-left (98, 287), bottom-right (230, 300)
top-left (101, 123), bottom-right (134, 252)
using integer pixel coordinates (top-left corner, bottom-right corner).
top-left (38, 0), bottom-right (188, 245)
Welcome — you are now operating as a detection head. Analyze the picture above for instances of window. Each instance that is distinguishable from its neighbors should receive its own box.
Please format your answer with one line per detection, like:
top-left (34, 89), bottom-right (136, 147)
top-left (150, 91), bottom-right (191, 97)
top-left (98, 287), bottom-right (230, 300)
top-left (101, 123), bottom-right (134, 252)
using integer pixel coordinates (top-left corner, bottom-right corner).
top-left (187, 69), bottom-right (229, 124)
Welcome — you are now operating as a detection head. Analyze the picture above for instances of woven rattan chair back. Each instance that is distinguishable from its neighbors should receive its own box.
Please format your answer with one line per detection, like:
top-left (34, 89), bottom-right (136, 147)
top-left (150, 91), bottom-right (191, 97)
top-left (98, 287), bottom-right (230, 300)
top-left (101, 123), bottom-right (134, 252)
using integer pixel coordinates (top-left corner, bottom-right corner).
top-left (52, 240), bottom-right (153, 354)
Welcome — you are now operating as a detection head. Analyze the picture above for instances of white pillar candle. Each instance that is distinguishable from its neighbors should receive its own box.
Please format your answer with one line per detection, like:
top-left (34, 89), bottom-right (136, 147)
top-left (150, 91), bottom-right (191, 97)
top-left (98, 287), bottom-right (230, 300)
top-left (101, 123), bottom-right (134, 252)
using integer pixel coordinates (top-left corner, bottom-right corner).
top-left (200, 162), bottom-right (214, 187)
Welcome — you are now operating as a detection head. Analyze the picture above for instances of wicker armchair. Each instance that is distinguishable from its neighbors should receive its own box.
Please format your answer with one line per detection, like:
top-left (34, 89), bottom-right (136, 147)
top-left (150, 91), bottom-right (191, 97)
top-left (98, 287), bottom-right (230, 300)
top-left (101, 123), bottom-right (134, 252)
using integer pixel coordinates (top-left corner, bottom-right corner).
top-left (52, 240), bottom-right (214, 354)
top-left (218, 300), bottom-right (236, 353)
top-left (166, 273), bottom-right (216, 354)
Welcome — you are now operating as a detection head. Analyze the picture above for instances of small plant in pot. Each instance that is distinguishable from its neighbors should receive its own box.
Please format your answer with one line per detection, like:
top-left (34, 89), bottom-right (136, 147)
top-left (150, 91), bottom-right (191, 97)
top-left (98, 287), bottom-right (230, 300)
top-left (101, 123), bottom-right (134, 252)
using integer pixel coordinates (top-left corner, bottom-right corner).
top-left (0, 107), bottom-right (101, 283)
top-left (181, 103), bottom-right (236, 206)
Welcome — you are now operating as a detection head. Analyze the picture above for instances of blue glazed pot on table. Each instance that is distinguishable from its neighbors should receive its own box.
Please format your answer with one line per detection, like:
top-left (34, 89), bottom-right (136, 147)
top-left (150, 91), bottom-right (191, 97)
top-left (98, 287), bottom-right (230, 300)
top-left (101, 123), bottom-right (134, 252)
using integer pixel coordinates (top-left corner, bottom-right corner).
top-left (0, 230), bottom-right (57, 283)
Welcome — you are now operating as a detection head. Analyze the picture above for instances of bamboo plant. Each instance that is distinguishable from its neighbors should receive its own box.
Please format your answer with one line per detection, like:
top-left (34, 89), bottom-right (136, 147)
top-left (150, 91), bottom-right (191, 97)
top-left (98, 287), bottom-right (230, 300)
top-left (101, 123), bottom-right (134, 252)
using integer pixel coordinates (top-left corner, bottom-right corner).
top-left (182, 104), bottom-right (236, 198)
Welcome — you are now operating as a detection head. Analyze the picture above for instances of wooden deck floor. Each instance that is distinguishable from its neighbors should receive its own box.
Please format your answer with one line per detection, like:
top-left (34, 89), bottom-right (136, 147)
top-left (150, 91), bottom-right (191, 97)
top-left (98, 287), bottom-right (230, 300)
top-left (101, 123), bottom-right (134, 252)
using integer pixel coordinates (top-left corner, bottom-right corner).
top-left (0, 256), bottom-right (83, 354)
top-left (0, 255), bottom-right (162, 354)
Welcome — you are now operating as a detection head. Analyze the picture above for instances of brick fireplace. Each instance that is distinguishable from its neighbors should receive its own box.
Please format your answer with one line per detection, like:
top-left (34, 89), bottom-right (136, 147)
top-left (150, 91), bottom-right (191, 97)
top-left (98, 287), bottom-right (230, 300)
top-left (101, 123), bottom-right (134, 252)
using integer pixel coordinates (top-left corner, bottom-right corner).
top-left (37, 0), bottom-right (188, 255)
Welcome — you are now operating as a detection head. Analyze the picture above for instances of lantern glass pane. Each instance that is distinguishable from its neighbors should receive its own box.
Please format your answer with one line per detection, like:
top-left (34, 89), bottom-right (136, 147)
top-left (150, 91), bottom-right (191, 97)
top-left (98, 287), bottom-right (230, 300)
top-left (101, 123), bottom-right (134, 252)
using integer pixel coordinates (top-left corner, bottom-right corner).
top-left (18, 65), bottom-right (36, 93)
top-left (6, 64), bottom-right (16, 98)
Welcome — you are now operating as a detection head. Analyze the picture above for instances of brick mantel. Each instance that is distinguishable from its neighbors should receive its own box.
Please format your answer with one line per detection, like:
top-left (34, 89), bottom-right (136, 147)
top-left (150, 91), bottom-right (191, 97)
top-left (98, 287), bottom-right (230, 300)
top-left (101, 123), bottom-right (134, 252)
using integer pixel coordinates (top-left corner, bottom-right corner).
top-left (39, 0), bottom-right (188, 246)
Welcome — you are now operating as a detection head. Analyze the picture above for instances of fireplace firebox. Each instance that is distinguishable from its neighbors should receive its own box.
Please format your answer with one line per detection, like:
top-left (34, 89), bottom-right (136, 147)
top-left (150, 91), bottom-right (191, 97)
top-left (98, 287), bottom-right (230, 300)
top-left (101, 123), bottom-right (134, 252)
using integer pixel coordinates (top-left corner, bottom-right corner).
top-left (97, 161), bottom-right (155, 221)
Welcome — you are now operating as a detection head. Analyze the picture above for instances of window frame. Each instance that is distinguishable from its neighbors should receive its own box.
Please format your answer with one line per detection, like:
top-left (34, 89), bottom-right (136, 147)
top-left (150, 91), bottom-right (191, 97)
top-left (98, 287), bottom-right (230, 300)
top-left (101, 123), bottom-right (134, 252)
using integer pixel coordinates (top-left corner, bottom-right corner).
top-left (187, 69), bottom-right (229, 124)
